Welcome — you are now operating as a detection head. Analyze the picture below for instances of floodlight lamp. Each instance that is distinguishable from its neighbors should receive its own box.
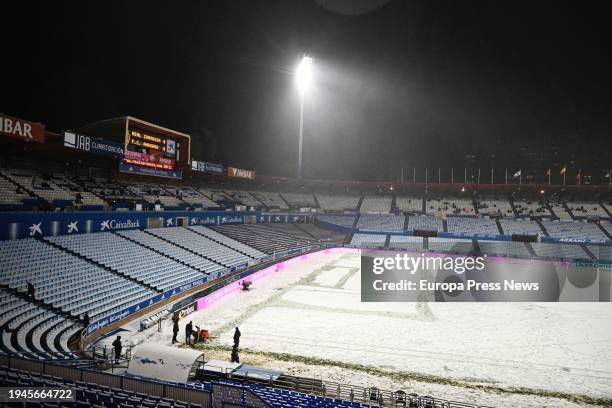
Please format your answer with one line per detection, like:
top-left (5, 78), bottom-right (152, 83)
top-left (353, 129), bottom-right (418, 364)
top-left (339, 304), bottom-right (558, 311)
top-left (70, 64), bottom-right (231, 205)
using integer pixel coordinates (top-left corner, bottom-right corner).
top-left (296, 55), bottom-right (313, 95)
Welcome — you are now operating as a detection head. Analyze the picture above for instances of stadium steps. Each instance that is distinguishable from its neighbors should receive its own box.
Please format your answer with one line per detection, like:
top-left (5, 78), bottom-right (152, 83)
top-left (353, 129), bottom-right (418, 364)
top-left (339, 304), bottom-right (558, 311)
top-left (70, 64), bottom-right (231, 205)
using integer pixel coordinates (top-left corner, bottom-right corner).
top-left (291, 223), bottom-right (322, 242)
top-left (0, 282), bottom-right (75, 322)
top-left (356, 196), bottom-right (364, 213)
top-left (423, 237), bottom-right (429, 250)
top-left (442, 219), bottom-right (448, 233)
top-left (508, 200), bottom-right (520, 217)
top-left (384, 235), bottom-right (391, 248)
top-left (534, 219), bottom-right (550, 237)
top-left (0, 171), bottom-right (49, 207)
top-left (524, 242), bottom-right (537, 257)
top-left (186, 226), bottom-right (259, 259)
top-left (563, 202), bottom-right (576, 219)
top-left (546, 202), bottom-right (559, 219)
top-left (473, 198), bottom-right (479, 215)
top-left (601, 201), bottom-right (612, 218)
top-left (391, 195), bottom-right (397, 212)
top-left (580, 245), bottom-right (599, 262)
top-left (70, 177), bottom-right (108, 205)
top-left (245, 224), bottom-right (312, 245)
top-left (278, 193), bottom-right (292, 208)
top-left (403, 214), bottom-right (409, 230)
top-left (42, 237), bottom-right (161, 294)
top-left (344, 232), bottom-right (354, 245)
top-left (495, 218), bottom-right (504, 235)
top-left (115, 230), bottom-right (214, 273)
top-left (312, 194), bottom-right (321, 208)
top-left (352, 214), bottom-right (360, 229)
top-left (595, 223), bottom-right (612, 240)
top-left (143, 229), bottom-right (226, 267)
top-left (249, 192), bottom-right (268, 209)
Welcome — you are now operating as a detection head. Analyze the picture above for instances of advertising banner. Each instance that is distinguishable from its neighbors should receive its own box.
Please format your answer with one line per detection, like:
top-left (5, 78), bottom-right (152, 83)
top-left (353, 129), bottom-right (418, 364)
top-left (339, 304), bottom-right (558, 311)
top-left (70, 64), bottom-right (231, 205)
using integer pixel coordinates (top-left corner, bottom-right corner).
top-left (0, 114), bottom-right (45, 143)
top-left (63, 131), bottom-right (124, 158)
top-left (227, 166), bottom-right (256, 180)
top-left (124, 150), bottom-right (175, 169)
top-left (191, 160), bottom-right (224, 175)
top-left (0, 209), bottom-right (260, 240)
top-left (119, 162), bottom-right (182, 179)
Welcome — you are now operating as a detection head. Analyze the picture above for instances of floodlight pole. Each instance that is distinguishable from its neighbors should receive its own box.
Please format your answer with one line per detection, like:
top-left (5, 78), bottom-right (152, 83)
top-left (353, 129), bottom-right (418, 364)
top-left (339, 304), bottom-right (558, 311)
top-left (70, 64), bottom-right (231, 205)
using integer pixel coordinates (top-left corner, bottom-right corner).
top-left (298, 92), bottom-right (304, 179)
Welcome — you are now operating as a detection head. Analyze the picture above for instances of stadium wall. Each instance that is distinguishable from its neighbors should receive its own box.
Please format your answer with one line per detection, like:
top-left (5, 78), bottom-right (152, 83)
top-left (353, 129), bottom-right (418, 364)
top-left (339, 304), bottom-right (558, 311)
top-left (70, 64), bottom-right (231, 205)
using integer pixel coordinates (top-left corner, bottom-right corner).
top-left (0, 210), bottom-right (312, 240)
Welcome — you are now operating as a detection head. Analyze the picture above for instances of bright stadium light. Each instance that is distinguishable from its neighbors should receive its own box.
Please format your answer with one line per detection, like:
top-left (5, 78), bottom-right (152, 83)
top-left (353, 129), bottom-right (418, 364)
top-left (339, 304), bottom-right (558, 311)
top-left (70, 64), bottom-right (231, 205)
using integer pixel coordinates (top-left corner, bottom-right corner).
top-left (296, 54), bottom-right (313, 179)
top-left (296, 55), bottom-right (313, 95)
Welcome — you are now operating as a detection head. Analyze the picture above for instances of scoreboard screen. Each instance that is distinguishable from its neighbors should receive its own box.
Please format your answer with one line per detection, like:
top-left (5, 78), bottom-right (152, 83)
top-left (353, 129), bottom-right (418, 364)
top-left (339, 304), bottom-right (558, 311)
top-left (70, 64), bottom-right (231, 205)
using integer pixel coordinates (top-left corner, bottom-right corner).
top-left (123, 125), bottom-right (178, 170)
top-left (126, 127), bottom-right (176, 156)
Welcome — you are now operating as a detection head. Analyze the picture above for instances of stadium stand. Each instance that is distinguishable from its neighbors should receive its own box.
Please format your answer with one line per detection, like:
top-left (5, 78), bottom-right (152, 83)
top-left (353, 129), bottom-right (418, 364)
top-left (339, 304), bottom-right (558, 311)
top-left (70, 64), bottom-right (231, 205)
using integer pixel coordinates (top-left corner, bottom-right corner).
top-left (587, 245), bottom-right (612, 262)
top-left (2, 169), bottom-right (77, 206)
top-left (350, 233), bottom-right (386, 247)
top-left (115, 229), bottom-right (225, 274)
top-left (0, 289), bottom-right (80, 360)
top-left (316, 194), bottom-right (360, 212)
top-left (446, 217), bottom-right (499, 237)
top-left (211, 224), bottom-right (310, 254)
top-left (513, 199), bottom-right (551, 217)
top-left (317, 215), bottom-right (357, 229)
top-left (125, 183), bottom-right (185, 208)
top-left (475, 197), bottom-right (515, 217)
top-left (295, 224), bottom-right (347, 243)
top-left (540, 220), bottom-right (609, 242)
top-left (357, 214), bottom-right (404, 232)
top-left (147, 227), bottom-right (255, 269)
top-left (77, 177), bottom-right (136, 206)
top-left (548, 201), bottom-right (573, 220)
top-left (499, 218), bottom-right (543, 236)
top-left (395, 196), bottom-right (423, 213)
top-left (251, 191), bottom-right (289, 209)
top-left (0, 238), bottom-right (155, 321)
top-left (477, 241), bottom-right (531, 258)
top-left (224, 190), bottom-right (262, 207)
top-left (427, 238), bottom-right (475, 254)
top-left (406, 215), bottom-right (443, 232)
top-left (425, 196), bottom-right (475, 215)
top-left (388, 235), bottom-right (424, 250)
top-left (359, 196), bottom-right (392, 213)
top-left (566, 201), bottom-right (610, 218)
top-left (47, 232), bottom-right (206, 291)
top-left (188, 225), bottom-right (267, 259)
top-left (531, 243), bottom-right (591, 260)
top-left (172, 186), bottom-right (219, 208)
top-left (0, 364), bottom-right (208, 407)
top-left (0, 172), bottom-right (33, 207)
top-left (281, 192), bottom-right (317, 208)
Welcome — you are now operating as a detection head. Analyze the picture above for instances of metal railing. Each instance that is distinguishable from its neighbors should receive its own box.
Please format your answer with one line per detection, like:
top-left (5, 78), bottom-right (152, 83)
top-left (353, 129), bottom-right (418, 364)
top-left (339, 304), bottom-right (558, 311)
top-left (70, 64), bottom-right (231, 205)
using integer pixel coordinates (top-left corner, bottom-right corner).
top-left (197, 363), bottom-right (492, 408)
top-left (0, 353), bottom-right (212, 407)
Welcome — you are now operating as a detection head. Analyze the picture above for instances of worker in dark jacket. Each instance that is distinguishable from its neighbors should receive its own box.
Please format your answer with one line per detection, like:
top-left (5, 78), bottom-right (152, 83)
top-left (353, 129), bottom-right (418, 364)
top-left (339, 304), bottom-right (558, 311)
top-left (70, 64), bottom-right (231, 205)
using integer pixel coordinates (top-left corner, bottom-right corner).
top-left (233, 327), bottom-right (241, 347)
top-left (185, 321), bottom-right (193, 345)
top-left (172, 315), bottom-right (179, 344)
top-left (231, 344), bottom-right (240, 363)
top-left (26, 282), bottom-right (36, 299)
top-left (112, 336), bottom-right (122, 364)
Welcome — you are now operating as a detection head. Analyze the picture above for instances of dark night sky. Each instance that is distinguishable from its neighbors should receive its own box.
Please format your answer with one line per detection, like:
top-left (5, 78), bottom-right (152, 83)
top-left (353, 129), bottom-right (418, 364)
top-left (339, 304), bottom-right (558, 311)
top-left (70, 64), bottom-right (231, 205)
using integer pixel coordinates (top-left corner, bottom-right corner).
top-left (3, 0), bottom-right (611, 181)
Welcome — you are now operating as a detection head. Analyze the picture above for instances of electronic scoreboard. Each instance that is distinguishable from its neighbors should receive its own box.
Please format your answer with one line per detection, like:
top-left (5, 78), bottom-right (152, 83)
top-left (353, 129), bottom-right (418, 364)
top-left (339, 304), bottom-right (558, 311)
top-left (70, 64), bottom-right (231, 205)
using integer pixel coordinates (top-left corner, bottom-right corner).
top-left (123, 125), bottom-right (179, 170)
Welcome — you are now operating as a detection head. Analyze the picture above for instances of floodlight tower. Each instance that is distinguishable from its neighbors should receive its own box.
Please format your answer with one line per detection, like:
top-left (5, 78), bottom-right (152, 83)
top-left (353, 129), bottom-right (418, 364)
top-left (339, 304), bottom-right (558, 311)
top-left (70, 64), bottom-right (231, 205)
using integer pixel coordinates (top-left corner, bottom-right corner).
top-left (296, 54), bottom-right (313, 179)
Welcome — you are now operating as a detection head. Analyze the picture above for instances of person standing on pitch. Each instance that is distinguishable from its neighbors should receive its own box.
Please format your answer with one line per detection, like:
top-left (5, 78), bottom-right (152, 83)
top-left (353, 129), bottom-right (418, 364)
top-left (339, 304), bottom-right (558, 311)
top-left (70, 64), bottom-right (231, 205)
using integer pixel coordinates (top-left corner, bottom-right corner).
top-left (172, 314), bottom-right (179, 344)
top-left (233, 327), bottom-right (241, 347)
top-left (185, 321), bottom-right (193, 345)
top-left (112, 336), bottom-right (122, 364)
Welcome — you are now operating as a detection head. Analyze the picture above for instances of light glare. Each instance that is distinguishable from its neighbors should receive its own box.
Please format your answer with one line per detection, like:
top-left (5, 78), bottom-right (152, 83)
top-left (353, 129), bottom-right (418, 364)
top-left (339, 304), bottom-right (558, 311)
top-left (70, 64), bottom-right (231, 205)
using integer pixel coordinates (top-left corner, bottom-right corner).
top-left (296, 55), bottom-right (313, 94)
